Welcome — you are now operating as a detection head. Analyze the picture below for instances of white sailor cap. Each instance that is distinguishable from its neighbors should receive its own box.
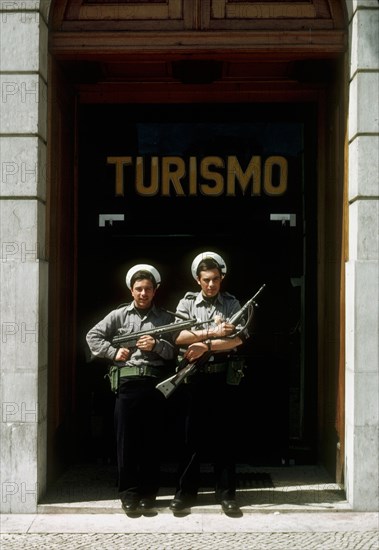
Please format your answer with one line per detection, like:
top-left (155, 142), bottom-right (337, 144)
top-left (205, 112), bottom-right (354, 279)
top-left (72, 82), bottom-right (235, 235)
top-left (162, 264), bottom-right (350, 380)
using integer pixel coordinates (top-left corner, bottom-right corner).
top-left (125, 264), bottom-right (161, 289)
top-left (191, 251), bottom-right (227, 280)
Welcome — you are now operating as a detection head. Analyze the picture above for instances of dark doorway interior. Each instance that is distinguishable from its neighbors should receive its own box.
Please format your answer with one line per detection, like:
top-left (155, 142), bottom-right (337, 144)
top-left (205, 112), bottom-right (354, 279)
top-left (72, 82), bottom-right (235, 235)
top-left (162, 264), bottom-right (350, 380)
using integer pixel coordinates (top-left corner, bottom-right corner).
top-left (75, 102), bottom-right (317, 468)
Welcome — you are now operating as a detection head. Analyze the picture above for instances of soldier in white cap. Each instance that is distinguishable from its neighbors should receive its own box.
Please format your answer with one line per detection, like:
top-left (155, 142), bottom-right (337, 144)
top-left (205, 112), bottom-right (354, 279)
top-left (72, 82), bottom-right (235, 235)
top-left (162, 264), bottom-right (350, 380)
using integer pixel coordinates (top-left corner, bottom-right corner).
top-left (86, 264), bottom-right (175, 514)
top-left (169, 252), bottom-right (249, 516)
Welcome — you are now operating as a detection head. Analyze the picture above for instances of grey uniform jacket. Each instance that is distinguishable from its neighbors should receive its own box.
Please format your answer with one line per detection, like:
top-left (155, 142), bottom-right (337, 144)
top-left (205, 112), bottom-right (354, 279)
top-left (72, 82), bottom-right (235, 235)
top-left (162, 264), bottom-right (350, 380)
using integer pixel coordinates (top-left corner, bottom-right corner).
top-left (175, 291), bottom-right (250, 369)
top-left (176, 291), bottom-right (242, 330)
top-left (86, 302), bottom-right (175, 368)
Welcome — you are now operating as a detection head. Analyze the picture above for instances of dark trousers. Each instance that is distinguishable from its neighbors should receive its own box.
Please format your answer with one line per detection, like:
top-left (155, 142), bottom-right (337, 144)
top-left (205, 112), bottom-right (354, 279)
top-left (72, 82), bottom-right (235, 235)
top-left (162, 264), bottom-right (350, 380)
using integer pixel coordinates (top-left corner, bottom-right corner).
top-left (115, 379), bottom-right (165, 501)
top-left (175, 373), bottom-right (237, 501)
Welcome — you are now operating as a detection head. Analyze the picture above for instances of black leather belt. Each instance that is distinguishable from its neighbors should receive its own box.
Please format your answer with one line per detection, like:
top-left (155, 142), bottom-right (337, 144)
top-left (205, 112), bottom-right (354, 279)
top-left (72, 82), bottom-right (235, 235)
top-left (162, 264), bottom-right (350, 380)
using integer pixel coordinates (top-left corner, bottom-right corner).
top-left (119, 365), bottom-right (160, 378)
top-left (198, 362), bottom-right (227, 374)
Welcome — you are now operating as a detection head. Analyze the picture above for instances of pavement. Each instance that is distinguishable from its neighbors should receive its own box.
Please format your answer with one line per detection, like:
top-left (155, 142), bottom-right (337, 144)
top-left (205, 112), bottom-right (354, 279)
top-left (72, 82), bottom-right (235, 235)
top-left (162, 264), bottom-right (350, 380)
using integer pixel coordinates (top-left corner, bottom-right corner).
top-left (1, 464), bottom-right (378, 549)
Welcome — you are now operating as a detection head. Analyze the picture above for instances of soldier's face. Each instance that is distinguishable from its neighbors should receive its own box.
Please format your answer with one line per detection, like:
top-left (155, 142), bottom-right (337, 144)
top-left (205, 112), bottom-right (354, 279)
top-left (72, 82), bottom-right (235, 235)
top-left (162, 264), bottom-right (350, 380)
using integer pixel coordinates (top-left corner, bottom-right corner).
top-left (131, 279), bottom-right (156, 309)
top-left (197, 268), bottom-right (223, 298)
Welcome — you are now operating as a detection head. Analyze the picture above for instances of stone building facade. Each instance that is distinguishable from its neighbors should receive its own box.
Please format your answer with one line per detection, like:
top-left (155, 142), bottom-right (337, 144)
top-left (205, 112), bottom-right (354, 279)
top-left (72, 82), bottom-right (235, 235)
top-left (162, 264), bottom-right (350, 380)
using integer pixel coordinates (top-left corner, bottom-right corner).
top-left (0, 0), bottom-right (378, 512)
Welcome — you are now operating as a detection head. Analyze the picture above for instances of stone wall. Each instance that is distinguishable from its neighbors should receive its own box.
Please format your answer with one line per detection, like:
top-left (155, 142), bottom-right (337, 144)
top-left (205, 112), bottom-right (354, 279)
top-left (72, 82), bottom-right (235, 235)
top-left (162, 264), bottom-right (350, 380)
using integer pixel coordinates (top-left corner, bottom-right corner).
top-left (345, 0), bottom-right (379, 511)
top-left (0, 0), bottom-right (378, 513)
top-left (0, 0), bottom-right (49, 512)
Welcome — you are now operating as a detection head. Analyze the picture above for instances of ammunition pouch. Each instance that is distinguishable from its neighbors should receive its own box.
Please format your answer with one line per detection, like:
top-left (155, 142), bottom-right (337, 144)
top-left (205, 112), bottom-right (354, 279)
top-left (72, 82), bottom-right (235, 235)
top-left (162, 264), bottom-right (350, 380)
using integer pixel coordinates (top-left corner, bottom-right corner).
top-left (226, 356), bottom-right (246, 386)
top-left (105, 365), bottom-right (120, 393)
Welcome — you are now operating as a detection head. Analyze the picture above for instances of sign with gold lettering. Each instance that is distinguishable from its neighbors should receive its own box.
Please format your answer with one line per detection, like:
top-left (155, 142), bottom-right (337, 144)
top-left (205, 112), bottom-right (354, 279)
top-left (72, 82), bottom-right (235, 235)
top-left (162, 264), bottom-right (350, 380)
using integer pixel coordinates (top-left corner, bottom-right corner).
top-left (78, 104), bottom-right (312, 294)
top-left (107, 154), bottom-right (288, 197)
top-left (78, 108), bottom-right (308, 252)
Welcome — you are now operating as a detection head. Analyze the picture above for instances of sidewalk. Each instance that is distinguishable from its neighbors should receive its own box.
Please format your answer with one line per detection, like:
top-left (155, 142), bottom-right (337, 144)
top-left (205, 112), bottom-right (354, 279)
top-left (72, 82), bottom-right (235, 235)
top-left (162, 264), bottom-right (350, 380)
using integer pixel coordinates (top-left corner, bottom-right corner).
top-left (1, 465), bottom-right (378, 549)
top-left (1, 511), bottom-right (378, 549)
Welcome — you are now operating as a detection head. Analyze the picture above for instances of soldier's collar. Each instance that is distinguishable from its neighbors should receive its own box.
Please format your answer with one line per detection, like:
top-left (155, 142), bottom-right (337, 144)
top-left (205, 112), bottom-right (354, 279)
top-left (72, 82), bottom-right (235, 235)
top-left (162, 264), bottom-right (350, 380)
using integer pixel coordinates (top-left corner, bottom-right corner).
top-left (196, 292), bottom-right (223, 306)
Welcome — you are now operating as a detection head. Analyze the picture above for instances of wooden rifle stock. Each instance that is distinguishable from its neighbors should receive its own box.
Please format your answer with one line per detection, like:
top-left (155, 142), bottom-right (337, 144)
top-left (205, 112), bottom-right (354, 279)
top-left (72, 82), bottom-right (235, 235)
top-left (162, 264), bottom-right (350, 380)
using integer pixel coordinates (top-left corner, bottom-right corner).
top-left (155, 351), bottom-right (213, 398)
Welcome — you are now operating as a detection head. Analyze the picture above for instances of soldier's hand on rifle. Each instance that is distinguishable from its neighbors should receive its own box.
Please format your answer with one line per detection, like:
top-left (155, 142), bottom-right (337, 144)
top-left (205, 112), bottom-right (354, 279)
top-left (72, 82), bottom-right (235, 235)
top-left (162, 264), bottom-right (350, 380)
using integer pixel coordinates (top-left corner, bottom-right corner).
top-left (210, 321), bottom-right (235, 338)
top-left (115, 347), bottom-right (131, 361)
top-left (184, 342), bottom-right (209, 362)
top-left (136, 335), bottom-right (156, 352)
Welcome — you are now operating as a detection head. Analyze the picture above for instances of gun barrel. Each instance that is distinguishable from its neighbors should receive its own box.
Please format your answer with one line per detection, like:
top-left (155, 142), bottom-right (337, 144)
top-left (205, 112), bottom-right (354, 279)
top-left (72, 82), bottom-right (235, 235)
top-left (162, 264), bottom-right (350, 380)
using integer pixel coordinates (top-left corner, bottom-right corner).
top-left (111, 317), bottom-right (210, 347)
top-left (229, 283), bottom-right (266, 325)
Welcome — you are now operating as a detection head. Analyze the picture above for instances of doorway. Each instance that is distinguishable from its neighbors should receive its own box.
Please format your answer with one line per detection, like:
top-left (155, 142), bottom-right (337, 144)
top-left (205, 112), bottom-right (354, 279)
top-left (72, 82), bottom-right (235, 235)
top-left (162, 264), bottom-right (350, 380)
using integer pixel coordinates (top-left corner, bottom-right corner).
top-left (73, 101), bottom-right (318, 467)
top-left (47, 0), bottom-right (347, 482)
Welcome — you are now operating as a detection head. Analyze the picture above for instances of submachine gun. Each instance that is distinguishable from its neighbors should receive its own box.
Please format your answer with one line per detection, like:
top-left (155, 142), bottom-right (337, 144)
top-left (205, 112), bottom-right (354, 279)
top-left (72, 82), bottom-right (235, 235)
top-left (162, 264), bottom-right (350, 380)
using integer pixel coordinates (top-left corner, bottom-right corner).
top-left (106, 316), bottom-right (216, 393)
top-left (111, 317), bottom-right (215, 349)
top-left (155, 283), bottom-right (266, 398)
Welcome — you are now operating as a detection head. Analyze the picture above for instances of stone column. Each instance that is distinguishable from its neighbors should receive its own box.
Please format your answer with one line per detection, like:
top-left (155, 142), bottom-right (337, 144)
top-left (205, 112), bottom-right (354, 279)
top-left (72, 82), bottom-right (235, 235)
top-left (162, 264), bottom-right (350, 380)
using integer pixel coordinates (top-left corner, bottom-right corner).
top-left (345, 0), bottom-right (379, 511)
top-left (0, 0), bottom-right (49, 512)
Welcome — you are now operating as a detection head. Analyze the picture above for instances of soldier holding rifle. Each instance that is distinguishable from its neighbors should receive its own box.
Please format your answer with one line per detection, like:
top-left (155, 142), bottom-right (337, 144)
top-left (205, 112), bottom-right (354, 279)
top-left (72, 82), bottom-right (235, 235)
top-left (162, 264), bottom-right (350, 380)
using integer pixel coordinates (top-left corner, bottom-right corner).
top-left (169, 251), bottom-right (249, 516)
top-left (86, 264), bottom-right (175, 515)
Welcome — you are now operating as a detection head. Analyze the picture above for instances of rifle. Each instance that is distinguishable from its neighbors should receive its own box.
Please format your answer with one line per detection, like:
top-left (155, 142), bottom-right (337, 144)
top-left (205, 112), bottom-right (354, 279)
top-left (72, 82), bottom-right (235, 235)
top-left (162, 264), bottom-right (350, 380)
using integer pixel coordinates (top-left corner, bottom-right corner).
top-left (155, 283), bottom-right (266, 398)
top-left (228, 283), bottom-right (266, 331)
top-left (155, 352), bottom-right (213, 398)
top-left (111, 317), bottom-right (215, 349)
